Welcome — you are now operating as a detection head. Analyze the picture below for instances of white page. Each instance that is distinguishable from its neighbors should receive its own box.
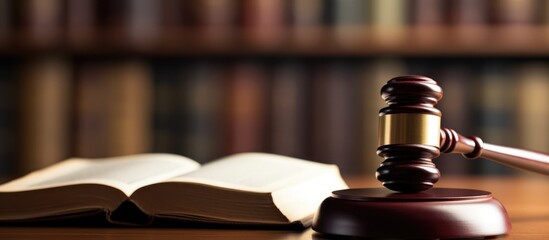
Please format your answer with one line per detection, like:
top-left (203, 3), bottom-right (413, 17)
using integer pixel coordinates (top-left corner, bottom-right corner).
top-left (169, 153), bottom-right (338, 192)
top-left (0, 154), bottom-right (200, 196)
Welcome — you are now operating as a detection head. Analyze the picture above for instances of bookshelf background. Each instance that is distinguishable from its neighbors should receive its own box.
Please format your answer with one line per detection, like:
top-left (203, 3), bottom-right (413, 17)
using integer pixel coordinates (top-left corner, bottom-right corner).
top-left (1, 0), bottom-right (549, 180)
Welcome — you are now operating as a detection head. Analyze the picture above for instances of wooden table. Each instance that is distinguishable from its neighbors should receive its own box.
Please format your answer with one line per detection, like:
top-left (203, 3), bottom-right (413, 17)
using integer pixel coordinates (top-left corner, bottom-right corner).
top-left (2, 176), bottom-right (549, 239)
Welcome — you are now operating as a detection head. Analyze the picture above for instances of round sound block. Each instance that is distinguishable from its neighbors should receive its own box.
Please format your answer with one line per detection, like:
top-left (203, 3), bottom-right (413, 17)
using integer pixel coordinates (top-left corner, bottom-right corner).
top-left (312, 188), bottom-right (511, 239)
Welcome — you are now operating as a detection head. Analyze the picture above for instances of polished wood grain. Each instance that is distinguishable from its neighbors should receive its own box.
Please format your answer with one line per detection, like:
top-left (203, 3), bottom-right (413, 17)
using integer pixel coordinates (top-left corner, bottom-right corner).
top-left (1, 176), bottom-right (549, 239)
top-left (436, 176), bottom-right (549, 240)
top-left (441, 128), bottom-right (549, 176)
top-left (313, 188), bottom-right (510, 239)
top-left (376, 76), bottom-right (443, 193)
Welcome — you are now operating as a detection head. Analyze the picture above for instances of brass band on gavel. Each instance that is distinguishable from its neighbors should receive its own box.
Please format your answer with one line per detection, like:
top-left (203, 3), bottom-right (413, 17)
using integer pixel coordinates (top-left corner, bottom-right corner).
top-left (378, 113), bottom-right (441, 148)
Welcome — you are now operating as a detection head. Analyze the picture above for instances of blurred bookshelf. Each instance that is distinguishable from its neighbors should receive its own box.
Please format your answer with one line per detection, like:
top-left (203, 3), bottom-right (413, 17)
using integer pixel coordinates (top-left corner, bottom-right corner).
top-left (1, 0), bottom-right (549, 180)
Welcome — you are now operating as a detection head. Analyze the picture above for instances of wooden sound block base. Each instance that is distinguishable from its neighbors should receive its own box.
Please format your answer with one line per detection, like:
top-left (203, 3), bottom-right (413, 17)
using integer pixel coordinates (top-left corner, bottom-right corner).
top-left (312, 188), bottom-right (511, 239)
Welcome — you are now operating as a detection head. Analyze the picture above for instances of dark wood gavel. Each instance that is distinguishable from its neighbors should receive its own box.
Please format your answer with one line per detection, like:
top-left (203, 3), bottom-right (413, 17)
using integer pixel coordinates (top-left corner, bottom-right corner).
top-left (376, 75), bottom-right (549, 193)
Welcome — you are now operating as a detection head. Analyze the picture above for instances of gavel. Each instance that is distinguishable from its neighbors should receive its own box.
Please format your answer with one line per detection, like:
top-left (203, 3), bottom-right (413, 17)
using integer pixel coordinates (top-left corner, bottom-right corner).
top-left (376, 75), bottom-right (549, 193)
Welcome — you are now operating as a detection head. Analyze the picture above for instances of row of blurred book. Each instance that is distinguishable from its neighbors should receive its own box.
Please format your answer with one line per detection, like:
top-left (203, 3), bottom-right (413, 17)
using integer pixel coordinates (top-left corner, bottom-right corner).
top-left (1, 57), bottom-right (548, 180)
top-left (2, 0), bottom-right (549, 48)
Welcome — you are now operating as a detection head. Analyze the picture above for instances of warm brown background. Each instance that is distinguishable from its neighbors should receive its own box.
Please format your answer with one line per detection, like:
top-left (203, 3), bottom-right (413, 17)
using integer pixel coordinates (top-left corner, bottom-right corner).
top-left (0, 0), bottom-right (548, 181)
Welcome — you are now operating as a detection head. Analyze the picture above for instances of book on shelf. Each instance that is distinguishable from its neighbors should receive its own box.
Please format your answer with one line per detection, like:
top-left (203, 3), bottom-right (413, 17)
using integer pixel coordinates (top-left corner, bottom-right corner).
top-left (3, 0), bottom-right (549, 52)
top-left (543, 0), bottom-right (549, 27)
top-left (239, 0), bottom-right (287, 47)
top-left (410, 0), bottom-right (446, 45)
top-left (491, 0), bottom-right (537, 26)
top-left (18, 57), bottom-right (71, 174)
top-left (447, 0), bottom-right (488, 44)
top-left (410, 0), bottom-right (446, 26)
top-left (371, 0), bottom-right (408, 45)
top-left (127, 0), bottom-right (161, 46)
top-left (474, 62), bottom-right (518, 175)
top-left (152, 60), bottom-right (181, 154)
top-left (490, 0), bottom-right (538, 44)
top-left (66, 0), bottom-right (95, 47)
top-left (194, 0), bottom-right (237, 45)
top-left (177, 62), bottom-right (225, 163)
top-left (74, 62), bottom-right (108, 158)
top-left (103, 60), bottom-right (152, 156)
top-left (515, 63), bottom-right (549, 154)
top-left (75, 60), bottom-right (152, 158)
top-left (448, 0), bottom-right (488, 27)
top-left (0, 152), bottom-right (348, 227)
top-left (312, 62), bottom-right (361, 175)
top-left (0, 63), bottom-right (14, 180)
top-left (225, 62), bottom-right (268, 154)
top-left (0, 0), bottom-right (12, 43)
top-left (95, 0), bottom-right (130, 45)
top-left (158, 0), bottom-right (186, 44)
top-left (290, 0), bottom-right (323, 46)
top-left (18, 0), bottom-right (64, 47)
top-left (270, 61), bottom-right (309, 159)
top-left (332, 0), bottom-right (369, 46)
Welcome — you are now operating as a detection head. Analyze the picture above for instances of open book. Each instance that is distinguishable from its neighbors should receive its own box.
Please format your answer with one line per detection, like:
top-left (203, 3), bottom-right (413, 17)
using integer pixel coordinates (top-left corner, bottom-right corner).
top-left (0, 153), bottom-right (347, 227)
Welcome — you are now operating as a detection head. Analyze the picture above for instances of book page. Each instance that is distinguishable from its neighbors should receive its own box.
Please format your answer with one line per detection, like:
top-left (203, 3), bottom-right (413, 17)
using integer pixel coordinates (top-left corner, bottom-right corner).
top-left (168, 153), bottom-right (339, 192)
top-left (0, 154), bottom-right (200, 196)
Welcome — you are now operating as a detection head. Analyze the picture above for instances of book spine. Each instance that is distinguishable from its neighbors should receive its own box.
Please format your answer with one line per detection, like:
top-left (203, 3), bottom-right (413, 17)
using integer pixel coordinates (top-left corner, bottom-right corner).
top-left (0, 0), bottom-right (12, 44)
top-left (270, 61), bottom-right (309, 159)
top-left (409, 0), bottom-right (447, 44)
top-left (371, 0), bottom-right (408, 45)
top-left (104, 60), bottom-right (152, 156)
top-left (410, 0), bottom-right (447, 26)
top-left (225, 62), bottom-right (268, 154)
top-left (542, 0), bottom-right (549, 26)
top-left (448, 0), bottom-right (489, 26)
top-left (177, 62), bottom-right (225, 163)
top-left (18, 57), bottom-right (71, 174)
top-left (159, 0), bottom-right (186, 28)
top-left (0, 63), bottom-right (13, 180)
top-left (17, 0), bottom-right (64, 47)
top-left (94, 0), bottom-right (128, 45)
top-left (239, 0), bottom-right (287, 47)
top-left (447, 0), bottom-right (490, 42)
top-left (489, 0), bottom-right (539, 44)
top-left (66, 0), bottom-right (95, 47)
top-left (127, 0), bottom-right (161, 46)
top-left (290, 0), bottom-right (324, 46)
top-left (311, 61), bottom-right (360, 175)
top-left (515, 63), bottom-right (549, 154)
top-left (474, 62), bottom-right (518, 175)
top-left (320, 0), bottom-right (336, 27)
top-left (490, 0), bottom-right (538, 26)
top-left (152, 60), bottom-right (180, 154)
top-left (194, 0), bottom-right (237, 45)
top-left (332, 0), bottom-right (369, 46)
top-left (73, 62), bottom-right (109, 158)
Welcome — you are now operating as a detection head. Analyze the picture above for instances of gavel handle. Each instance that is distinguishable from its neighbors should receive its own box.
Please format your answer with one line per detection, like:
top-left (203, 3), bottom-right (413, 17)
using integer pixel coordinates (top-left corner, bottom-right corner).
top-left (440, 128), bottom-right (549, 175)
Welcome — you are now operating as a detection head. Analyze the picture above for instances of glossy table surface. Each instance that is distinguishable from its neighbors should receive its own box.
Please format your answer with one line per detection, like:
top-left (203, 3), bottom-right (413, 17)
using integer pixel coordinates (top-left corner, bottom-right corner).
top-left (2, 175), bottom-right (549, 239)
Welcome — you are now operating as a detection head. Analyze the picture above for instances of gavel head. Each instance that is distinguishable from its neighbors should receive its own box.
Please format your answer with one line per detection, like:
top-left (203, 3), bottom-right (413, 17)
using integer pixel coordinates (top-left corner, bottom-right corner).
top-left (376, 75), bottom-right (443, 192)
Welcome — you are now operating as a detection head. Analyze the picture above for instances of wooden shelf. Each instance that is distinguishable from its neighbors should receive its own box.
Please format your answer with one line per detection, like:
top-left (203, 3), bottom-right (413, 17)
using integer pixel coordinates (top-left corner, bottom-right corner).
top-left (2, 26), bottom-right (549, 57)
